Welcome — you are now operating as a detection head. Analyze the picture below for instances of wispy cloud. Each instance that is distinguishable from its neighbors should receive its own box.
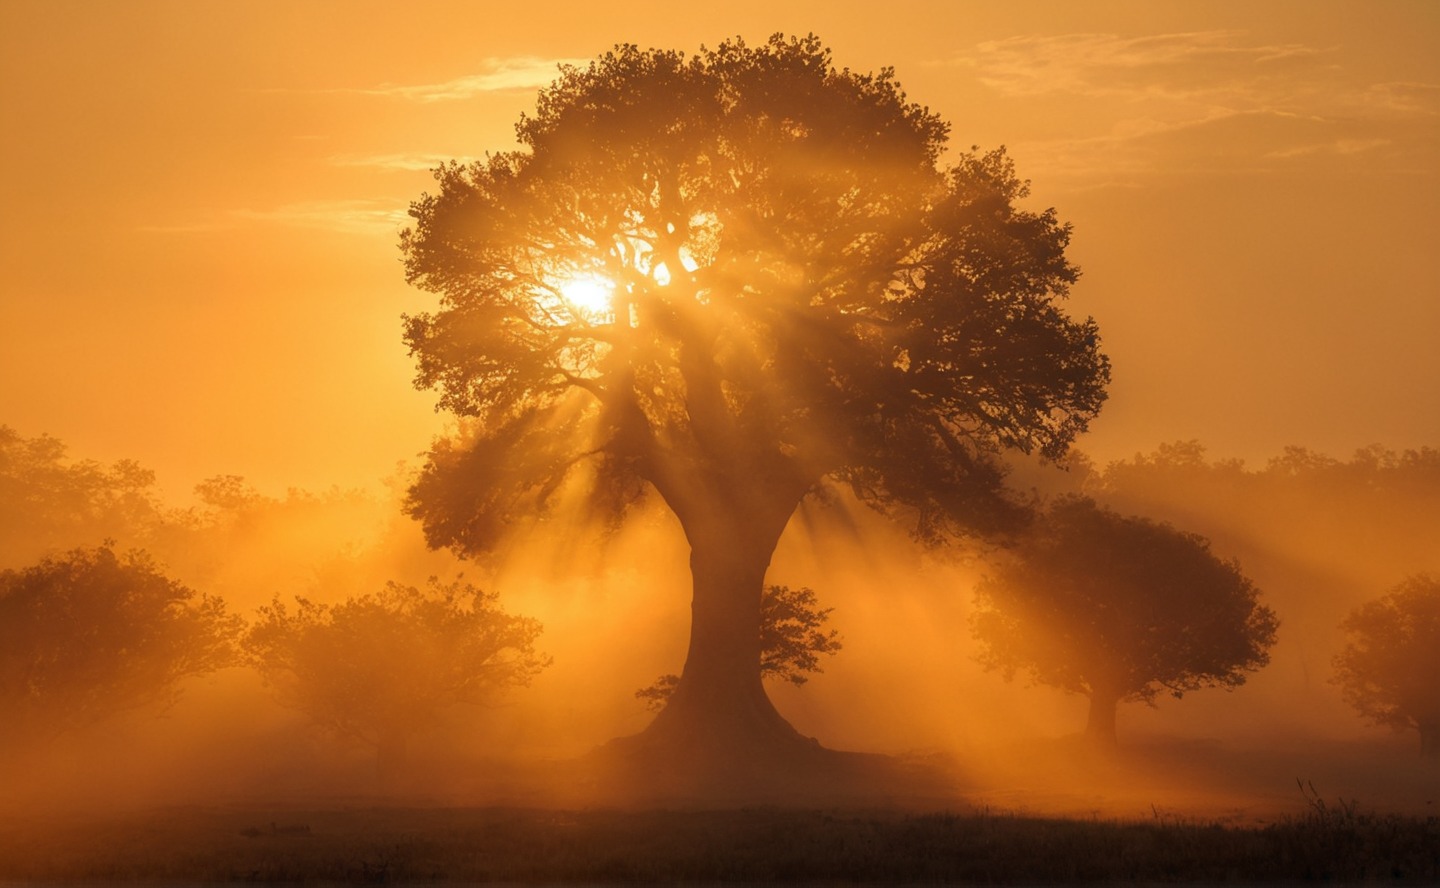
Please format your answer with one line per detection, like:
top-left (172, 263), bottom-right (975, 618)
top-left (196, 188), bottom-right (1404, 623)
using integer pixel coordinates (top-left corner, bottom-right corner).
top-left (232, 199), bottom-right (409, 235)
top-left (936, 31), bottom-right (1436, 187)
top-left (1267, 138), bottom-right (1391, 160)
top-left (953, 30), bottom-right (1326, 100)
top-left (346, 56), bottom-right (586, 102)
top-left (141, 199), bottom-right (410, 237)
top-left (328, 153), bottom-right (483, 172)
top-left (1354, 81), bottom-right (1440, 116)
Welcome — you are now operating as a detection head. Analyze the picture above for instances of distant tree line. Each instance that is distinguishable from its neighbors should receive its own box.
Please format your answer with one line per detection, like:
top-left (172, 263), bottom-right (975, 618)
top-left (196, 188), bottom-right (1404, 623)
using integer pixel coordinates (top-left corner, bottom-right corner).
top-left (2, 426), bottom-right (1437, 767)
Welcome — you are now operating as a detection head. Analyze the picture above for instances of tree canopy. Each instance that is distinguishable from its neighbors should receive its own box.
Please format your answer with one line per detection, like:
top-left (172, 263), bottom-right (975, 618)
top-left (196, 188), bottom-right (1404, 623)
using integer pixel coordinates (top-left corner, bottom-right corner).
top-left (971, 496), bottom-right (1279, 744)
top-left (1332, 574), bottom-right (1440, 757)
top-left (0, 545), bottom-right (241, 750)
top-left (243, 578), bottom-right (549, 778)
top-left (402, 34), bottom-right (1108, 554)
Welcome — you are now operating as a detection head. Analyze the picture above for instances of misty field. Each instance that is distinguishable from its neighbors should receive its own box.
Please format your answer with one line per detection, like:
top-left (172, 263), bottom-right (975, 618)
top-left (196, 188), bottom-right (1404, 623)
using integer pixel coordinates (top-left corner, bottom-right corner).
top-left (1, 800), bottom-right (1436, 884)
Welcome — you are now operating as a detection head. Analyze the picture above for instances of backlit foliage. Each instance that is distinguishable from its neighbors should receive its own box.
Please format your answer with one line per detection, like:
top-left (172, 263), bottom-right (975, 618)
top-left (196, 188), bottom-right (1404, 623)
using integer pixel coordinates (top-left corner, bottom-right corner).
top-left (401, 34), bottom-right (1109, 554)
top-left (0, 425), bottom-right (165, 568)
top-left (0, 545), bottom-right (241, 749)
top-left (243, 579), bottom-right (549, 763)
top-left (971, 497), bottom-right (1278, 730)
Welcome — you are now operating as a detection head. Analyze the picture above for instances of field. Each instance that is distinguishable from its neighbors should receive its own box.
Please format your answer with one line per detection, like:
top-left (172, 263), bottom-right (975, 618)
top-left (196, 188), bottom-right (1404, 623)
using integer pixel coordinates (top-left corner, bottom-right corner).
top-left (3, 733), bottom-right (1436, 884)
top-left (1, 799), bottom-right (1436, 884)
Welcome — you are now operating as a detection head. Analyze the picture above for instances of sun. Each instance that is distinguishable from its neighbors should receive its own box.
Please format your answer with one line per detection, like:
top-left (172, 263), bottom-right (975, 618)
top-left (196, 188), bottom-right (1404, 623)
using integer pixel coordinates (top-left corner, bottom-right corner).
top-left (559, 275), bottom-right (615, 319)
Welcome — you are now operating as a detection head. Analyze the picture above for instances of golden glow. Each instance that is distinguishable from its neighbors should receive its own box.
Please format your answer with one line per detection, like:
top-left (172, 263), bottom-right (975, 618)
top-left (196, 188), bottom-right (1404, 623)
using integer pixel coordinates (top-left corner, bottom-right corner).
top-left (560, 275), bottom-right (616, 319)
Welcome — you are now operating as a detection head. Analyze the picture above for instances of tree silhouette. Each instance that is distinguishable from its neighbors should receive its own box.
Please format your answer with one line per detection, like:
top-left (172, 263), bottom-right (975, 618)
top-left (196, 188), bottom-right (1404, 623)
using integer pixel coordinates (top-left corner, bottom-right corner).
top-left (243, 578), bottom-right (549, 781)
top-left (1332, 574), bottom-right (1440, 757)
top-left (0, 545), bottom-right (240, 751)
top-left (638, 583), bottom-right (841, 710)
top-left (0, 426), bottom-right (165, 568)
top-left (971, 497), bottom-right (1278, 744)
top-left (400, 35), bottom-right (1108, 771)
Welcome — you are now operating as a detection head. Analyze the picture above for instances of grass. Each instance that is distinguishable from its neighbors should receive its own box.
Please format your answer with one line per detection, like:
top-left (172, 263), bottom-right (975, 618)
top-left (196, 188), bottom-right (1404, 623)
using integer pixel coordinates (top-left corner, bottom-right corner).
top-left (0, 797), bottom-right (1435, 884)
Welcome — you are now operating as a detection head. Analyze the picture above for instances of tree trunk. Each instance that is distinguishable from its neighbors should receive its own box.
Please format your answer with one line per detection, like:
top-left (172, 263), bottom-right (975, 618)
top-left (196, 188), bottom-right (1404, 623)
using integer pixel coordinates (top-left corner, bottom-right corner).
top-left (1085, 692), bottom-right (1119, 746)
top-left (583, 458), bottom-right (937, 804)
top-left (589, 493), bottom-right (882, 801)
top-left (643, 533), bottom-right (809, 757)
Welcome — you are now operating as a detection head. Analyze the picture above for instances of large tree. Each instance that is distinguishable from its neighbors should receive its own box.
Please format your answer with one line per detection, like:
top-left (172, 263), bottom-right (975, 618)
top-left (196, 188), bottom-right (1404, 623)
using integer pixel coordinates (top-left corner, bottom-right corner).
top-left (0, 545), bottom-right (240, 751)
top-left (1332, 575), bottom-right (1440, 757)
top-left (971, 497), bottom-right (1279, 744)
top-left (400, 35), bottom-right (1108, 773)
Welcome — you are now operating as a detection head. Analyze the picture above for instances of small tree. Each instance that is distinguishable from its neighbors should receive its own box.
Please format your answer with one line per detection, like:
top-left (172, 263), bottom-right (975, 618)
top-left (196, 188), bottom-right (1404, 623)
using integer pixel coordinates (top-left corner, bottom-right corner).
top-left (638, 584), bottom-right (841, 710)
top-left (243, 578), bottom-right (549, 780)
top-left (970, 496), bottom-right (1278, 744)
top-left (1332, 574), bottom-right (1440, 757)
top-left (0, 545), bottom-right (240, 751)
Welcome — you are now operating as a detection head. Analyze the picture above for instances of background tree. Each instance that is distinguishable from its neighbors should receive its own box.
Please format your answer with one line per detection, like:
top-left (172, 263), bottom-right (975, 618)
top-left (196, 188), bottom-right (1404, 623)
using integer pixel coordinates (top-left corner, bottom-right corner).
top-left (0, 426), bottom-right (166, 568)
top-left (0, 545), bottom-right (240, 751)
top-left (400, 34), bottom-right (1108, 769)
top-left (971, 496), bottom-right (1278, 745)
top-left (243, 578), bottom-right (549, 781)
top-left (638, 584), bottom-right (841, 710)
top-left (1332, 574), bottom-right (1440, 757)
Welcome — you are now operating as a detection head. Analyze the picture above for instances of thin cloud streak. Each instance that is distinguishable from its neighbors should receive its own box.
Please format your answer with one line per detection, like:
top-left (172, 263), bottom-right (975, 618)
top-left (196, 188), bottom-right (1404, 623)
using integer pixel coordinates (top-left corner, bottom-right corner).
top-left (936, 30), bottom-right (1437, 187)
top-left (233, 200), bottom-right (408, 235)
top-left (140, 200), bottom-right (409, 237)
top-left (348, 56), bottom-right (588, 102)
top-left (329, 153), bottom-right (484, 172)
top-left (952, 30), bottom-right (1327, 99)
top-left (1011, 109), bottom-right (1416, 188)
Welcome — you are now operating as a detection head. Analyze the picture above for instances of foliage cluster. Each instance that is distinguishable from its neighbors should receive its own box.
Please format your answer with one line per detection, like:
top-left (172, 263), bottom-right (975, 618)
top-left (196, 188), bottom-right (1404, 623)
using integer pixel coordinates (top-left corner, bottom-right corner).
top-left (243, 578), bottom-right (550, 767)
top-left (0, 426), bottom-right (165, 568)
top-left (0, 545), bottom-right (241, 749)
top-left (971, 496), bottom-right (1279, 741)
top-left (401, 34), bottom-right (1109, 559)
top-left (1331, 574), bottom-right (1440, 755)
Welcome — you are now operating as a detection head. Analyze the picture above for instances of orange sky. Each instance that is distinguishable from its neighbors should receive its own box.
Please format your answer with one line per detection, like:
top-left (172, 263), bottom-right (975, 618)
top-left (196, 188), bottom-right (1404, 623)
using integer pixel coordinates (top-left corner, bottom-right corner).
top-left (2, 0), bottom-right (1437, 499)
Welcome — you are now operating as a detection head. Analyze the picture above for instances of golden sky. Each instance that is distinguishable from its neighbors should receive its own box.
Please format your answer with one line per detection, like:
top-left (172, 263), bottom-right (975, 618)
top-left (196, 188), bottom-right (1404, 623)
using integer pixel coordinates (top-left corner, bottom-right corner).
top-left (2, 0), bottom-right (1437, 498)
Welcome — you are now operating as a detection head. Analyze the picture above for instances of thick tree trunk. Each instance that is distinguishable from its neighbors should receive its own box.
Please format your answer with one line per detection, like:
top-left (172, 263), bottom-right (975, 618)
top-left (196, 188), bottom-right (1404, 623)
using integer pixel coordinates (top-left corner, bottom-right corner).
top-left (1085, 693), bottom-right (1119, 746)
top-left (642, 533), bottom-right (810, 758)
top-left (587, 493), bottom-right (901, 802)
top-left (584, 454), bottom-right (943, 804)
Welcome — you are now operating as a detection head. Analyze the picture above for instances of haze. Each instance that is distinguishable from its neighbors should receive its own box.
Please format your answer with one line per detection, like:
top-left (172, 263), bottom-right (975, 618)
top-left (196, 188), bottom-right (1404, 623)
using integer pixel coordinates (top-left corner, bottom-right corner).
top-left (1, 0), bottom-right (1438, 828)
